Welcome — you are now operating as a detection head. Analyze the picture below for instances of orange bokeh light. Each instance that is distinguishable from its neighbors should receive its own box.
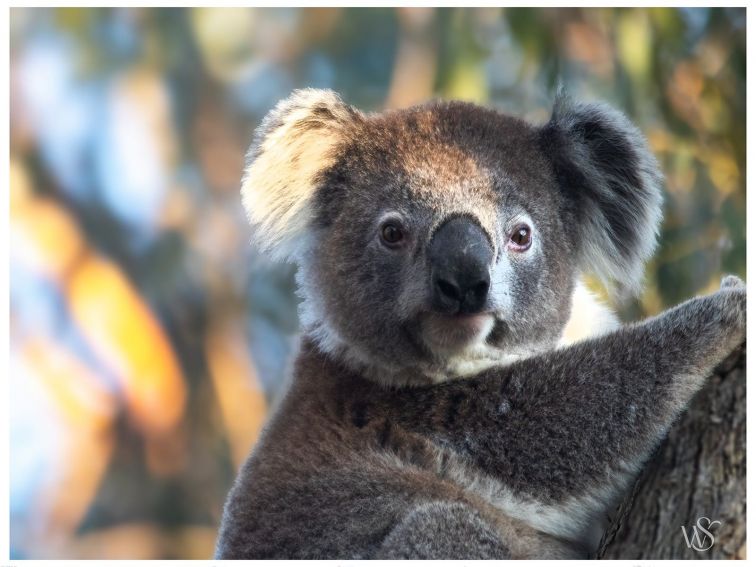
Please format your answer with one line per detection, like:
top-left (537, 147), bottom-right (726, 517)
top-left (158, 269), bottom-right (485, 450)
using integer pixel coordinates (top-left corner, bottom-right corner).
top-left (67, 255), bottom-right (187, 436)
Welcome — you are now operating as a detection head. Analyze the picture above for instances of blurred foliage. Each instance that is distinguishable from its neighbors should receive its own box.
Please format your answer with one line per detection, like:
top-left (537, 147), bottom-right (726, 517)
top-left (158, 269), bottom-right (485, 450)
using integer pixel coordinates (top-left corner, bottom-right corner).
top-left (8, 7), bottom-right (745, 559)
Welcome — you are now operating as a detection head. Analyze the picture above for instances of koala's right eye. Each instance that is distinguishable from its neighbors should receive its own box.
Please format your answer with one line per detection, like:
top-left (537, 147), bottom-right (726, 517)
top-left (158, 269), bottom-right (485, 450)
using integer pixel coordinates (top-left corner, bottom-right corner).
top-left (380, 222), bottom-right (405, 248)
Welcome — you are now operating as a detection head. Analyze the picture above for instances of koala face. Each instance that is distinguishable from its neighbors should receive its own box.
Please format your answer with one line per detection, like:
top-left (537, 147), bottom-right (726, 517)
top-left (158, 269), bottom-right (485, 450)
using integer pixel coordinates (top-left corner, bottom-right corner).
top-left (299, 104), bottom-right (578, 378)
top-left (242, 90), bottom-right (662, 384)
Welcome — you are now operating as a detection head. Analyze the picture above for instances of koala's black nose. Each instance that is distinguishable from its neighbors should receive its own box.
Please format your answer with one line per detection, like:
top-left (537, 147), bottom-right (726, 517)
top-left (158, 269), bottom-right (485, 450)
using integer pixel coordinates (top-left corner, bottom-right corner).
top-left (429, 216), bottom-right (493, 314)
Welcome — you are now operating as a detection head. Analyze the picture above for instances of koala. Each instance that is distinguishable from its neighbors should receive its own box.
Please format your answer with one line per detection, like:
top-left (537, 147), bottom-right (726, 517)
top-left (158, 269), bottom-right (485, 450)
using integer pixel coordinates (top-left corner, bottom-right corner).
top-left (215, 89), bottom-right (746, 559)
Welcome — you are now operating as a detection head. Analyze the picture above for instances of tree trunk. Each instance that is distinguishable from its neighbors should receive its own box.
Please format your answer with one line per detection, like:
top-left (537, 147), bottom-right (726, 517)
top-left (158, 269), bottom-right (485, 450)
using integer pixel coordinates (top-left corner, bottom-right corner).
top-left (596, 345), bottom-right (746, 560)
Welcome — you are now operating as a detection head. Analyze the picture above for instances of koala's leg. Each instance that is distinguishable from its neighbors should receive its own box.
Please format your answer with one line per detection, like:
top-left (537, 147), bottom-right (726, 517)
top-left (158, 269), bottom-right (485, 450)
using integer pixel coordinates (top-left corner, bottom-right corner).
top-left (379, 278), bottom-right (745, 522)
top-left (375, 501), bottom-right (510, 559)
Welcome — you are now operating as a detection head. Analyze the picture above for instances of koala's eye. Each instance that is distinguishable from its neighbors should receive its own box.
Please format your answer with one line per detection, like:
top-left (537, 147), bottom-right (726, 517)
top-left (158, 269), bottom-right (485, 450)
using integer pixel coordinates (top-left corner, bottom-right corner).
top-left (380, 222), bottom-right (405, 248)
top-left (508, 224), bottom-right (532, 251)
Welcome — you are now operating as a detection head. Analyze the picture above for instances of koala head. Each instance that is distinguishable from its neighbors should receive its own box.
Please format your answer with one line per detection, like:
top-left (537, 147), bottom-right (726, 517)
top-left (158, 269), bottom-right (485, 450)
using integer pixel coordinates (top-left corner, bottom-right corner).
top-left (242, 89), bottom-right (663, 385)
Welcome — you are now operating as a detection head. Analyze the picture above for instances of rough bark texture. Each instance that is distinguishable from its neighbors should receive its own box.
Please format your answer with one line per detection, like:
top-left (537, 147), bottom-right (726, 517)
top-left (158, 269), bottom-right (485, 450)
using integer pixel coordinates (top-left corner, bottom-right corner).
top-left (596, 344), bottom-right (746, 560)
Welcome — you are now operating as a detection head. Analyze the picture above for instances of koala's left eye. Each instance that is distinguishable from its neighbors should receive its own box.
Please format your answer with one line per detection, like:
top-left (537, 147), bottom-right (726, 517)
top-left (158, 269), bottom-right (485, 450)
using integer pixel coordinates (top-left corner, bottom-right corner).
top-left (380, 222), bottom-right (405, 248)
top-left (508, 224), bottom-right (532, 251)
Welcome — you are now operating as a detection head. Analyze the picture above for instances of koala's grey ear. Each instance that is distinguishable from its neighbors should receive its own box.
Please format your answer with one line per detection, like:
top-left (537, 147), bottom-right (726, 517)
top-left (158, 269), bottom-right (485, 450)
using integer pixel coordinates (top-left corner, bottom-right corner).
top-left (241, 89), bottom-right (360, 261)
top-left (539, 90), bottom-right (664, 297)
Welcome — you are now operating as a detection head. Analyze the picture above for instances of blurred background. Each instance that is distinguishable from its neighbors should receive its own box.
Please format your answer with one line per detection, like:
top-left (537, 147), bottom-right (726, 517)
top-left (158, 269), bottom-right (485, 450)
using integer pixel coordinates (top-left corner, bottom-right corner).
top-left (9, 7), bottom-right (746, 559)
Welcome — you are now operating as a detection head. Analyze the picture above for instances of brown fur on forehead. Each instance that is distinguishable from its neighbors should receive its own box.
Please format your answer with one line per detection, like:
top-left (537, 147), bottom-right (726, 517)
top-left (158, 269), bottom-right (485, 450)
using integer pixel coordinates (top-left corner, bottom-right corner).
top-left (335, 100), bottom-right (554, 238)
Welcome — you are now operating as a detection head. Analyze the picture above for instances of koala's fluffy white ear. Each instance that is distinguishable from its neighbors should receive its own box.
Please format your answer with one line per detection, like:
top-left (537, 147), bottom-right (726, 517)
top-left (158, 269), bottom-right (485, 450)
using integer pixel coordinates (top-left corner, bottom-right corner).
top-left (540, 89), bottom-right (664, 297)
top-left (241, 89), bottom-right (359, 261)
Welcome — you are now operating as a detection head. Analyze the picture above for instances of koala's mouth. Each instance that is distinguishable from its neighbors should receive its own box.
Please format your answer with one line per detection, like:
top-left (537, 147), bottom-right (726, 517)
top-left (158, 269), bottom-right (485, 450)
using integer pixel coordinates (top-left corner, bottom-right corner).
top-left (419, 312), bottom-right (495, 354)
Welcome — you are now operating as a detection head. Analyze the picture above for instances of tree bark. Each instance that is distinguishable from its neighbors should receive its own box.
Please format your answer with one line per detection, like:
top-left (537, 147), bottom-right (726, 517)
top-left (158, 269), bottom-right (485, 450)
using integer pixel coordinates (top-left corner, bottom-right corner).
top-left (596, 344), bottom-right (746, 560)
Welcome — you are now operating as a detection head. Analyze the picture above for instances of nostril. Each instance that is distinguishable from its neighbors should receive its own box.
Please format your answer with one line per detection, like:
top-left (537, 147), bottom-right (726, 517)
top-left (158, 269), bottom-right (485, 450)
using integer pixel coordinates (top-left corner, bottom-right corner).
top-left (436, 278), bottom-right (461, 302)
top-left (473, 280), bottom-right (490, 298)
top-left (461, 279), bottom-right (490, 313)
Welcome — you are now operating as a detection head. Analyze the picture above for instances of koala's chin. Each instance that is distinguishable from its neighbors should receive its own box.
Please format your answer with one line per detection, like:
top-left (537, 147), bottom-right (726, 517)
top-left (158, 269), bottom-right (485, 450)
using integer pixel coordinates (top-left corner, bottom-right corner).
top-left (419, 312), bottom-right (495, 354)
top-left (416, 312), bottom-right (500, 379)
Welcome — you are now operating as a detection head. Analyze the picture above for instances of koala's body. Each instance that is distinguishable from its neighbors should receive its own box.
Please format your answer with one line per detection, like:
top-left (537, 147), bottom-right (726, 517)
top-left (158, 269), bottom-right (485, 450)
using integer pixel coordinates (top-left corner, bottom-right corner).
top-left (215, 90), bottom-right (746, 559)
